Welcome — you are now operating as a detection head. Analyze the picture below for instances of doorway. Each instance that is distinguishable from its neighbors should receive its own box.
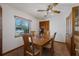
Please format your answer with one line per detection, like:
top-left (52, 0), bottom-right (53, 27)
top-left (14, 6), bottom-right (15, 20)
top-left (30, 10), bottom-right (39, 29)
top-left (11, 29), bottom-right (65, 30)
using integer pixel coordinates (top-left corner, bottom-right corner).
top-left (0, 6), bottom-right (2, 56)
top-left (39, 21), bottom-right (49, 35)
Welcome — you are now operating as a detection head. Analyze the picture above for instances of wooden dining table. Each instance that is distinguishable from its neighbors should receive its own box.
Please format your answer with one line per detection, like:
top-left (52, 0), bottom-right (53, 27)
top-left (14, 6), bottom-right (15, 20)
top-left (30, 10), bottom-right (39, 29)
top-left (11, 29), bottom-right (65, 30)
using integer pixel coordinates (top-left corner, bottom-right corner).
top-left (32, 36), bottom-right (51, 55)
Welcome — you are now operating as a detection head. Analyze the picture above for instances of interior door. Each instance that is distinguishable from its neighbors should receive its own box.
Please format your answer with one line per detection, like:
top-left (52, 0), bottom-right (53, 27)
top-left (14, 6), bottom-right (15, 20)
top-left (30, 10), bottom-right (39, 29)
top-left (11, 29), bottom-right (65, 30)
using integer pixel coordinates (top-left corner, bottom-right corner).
top-left (39, 21), bottom-right (49, 31)
top-left (0, 7), bottom-right (2, 56)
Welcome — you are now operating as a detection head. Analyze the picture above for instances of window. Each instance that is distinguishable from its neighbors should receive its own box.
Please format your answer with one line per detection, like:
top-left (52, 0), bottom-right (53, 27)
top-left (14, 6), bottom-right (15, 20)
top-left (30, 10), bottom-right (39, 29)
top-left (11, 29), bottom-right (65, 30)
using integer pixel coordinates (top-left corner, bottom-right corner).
top-left (15, 16), bottom-right (30, 37)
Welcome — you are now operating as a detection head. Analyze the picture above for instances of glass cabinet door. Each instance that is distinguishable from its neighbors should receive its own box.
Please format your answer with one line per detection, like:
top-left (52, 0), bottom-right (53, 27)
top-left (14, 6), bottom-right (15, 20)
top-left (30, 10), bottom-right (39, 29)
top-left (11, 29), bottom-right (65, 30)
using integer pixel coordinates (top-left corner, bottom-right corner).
top-left (74, 7), bottom-right (79, 35)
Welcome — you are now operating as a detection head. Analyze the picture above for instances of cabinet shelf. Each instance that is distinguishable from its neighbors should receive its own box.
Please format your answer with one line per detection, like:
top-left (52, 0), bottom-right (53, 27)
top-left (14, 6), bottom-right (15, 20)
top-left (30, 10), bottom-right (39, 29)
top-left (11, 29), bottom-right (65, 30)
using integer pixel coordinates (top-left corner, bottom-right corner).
top-left (75, 25), bottom-right (79, 27)
top-left (74, 31), bottom-right (79, 36)
top-left (75, 20), bottom-right (79, 22)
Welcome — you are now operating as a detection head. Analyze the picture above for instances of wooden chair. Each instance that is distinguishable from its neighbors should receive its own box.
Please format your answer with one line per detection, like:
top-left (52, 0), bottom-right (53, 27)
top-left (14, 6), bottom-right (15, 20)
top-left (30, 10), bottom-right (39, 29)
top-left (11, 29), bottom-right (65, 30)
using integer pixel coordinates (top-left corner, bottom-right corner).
top-left (22, 34), bottom-right (40, 56)
top-left (31, 31), bottom-right (36, 37)
top-left (44, 32), bottom-right (56, 55)
top-left (43, 30), bottom-right (50, 39)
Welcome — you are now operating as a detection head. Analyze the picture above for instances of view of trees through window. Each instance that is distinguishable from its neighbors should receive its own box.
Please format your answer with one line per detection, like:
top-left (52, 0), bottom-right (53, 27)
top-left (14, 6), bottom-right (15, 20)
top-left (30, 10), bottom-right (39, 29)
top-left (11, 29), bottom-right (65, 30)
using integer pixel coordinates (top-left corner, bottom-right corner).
top-left (15, 16), bottom-right (30, 36)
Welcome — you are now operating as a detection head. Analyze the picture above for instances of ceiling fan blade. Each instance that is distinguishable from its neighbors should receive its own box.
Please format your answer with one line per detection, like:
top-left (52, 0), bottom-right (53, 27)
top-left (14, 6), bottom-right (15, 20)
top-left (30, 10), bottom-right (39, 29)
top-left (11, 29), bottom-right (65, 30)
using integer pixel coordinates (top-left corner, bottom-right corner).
top-left (47, 4), bottom-right (53, 10)
top-left (49, 3), bottom-right (58, 7)
top-left (52, 10), bottom-right (60, 13)
top-left (37, 10), bottom-right (47, 12)
top-left (53, 3), bottom-right (58, 6)
top-left (47, 3), bottom-right (58, 10)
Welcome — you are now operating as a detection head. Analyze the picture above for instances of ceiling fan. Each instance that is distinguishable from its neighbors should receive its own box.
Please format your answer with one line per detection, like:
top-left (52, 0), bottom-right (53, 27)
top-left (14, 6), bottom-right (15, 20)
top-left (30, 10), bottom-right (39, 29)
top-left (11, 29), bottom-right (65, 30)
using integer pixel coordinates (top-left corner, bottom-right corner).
top-left (37, 3), bottom-right (60, 15)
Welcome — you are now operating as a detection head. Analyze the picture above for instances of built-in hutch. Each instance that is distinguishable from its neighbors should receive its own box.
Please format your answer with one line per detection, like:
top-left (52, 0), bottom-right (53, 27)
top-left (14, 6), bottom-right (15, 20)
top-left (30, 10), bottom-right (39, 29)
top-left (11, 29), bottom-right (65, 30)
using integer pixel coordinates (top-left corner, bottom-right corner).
top-left (72, 6), bottom-right (79, 55)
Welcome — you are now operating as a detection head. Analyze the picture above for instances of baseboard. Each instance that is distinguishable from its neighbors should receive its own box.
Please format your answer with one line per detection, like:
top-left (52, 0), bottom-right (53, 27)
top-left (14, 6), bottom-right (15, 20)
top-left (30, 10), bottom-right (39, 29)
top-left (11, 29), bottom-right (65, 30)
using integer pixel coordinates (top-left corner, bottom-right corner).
top-left (54, 41), bottom-right (66, 44)
top-left (2, 45), bottom-right (24, 55)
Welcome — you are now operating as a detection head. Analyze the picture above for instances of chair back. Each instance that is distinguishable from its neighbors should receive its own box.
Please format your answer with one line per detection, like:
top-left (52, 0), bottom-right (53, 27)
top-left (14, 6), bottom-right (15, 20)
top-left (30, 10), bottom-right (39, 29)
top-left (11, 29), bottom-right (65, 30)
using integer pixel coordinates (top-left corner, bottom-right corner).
top-left (51, 32), bottom-right (56, 48)
top-left (23, 34), bottom-right (33, 53)
top-left (44, 30), bottom-right (50, 39)
top-left (31, 31), bottom-right (36, 37)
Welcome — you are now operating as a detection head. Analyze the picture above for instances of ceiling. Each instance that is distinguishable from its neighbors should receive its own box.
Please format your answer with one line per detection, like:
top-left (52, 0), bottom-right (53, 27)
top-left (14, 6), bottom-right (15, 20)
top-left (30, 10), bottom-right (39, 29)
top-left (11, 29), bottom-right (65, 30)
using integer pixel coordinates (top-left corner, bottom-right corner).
top-left (6, 3), bottom-right (73, 20)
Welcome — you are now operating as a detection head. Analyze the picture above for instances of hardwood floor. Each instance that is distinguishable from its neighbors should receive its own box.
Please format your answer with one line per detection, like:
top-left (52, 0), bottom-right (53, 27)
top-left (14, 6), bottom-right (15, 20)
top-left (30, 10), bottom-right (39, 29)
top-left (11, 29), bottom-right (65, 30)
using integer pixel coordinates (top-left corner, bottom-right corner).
top-left (54, 42), bottom-right (70, 56)
top-left (3, 42), bottom-right (70, 56)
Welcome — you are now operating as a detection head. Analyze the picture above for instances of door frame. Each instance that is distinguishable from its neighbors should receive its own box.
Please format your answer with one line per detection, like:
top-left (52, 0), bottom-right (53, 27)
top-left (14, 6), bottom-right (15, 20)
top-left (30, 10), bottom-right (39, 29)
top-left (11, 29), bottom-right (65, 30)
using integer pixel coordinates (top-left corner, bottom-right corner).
top-left (66, 13), bottom-right (72, 55)
top-left (0, 6), bottom-right (2, 56)
top-left (39, 20), bottom-right (49, 31)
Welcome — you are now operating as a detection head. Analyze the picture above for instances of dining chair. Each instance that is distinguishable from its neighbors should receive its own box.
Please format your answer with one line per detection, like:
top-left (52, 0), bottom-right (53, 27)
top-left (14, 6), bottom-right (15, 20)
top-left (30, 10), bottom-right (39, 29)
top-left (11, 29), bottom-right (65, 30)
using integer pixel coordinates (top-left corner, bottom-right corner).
top-left (22, 33), bottom-right (40, 56)
top-left (43, 30), bottom-right (50, 39)
top-left (31, 31), bottom-right (36, 37)
top-left (44, 32), bottom-right (56, 55)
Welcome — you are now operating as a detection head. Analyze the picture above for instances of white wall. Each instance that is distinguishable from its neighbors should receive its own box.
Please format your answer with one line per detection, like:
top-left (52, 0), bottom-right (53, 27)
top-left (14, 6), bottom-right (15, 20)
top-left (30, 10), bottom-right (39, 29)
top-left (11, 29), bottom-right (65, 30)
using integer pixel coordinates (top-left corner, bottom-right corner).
top-left (39, 4), bottom-right (72, 42)
top-left (50, 15), bottom-right (66, 42)
top-left (0, 4), bottom-right (39, 53)
top-left (50, 3), bottom-right (79, 42)
top-left (39, 15), bottom-right (67, 42)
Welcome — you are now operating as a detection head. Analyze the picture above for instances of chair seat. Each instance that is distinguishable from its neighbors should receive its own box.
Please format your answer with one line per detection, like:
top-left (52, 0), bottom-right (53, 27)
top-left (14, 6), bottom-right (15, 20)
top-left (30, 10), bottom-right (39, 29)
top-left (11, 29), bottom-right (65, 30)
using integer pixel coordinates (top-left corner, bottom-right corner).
top-left (25, 46), bottom-right (40, 56)
top-left (44, 43), bottom-right (52, 48)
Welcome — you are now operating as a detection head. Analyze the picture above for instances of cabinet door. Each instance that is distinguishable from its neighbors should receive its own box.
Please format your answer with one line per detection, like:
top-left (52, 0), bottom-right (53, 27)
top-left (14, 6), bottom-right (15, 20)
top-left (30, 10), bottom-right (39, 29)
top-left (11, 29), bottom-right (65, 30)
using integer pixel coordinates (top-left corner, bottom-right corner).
top-left (73, 7), bottom-right (79, 35)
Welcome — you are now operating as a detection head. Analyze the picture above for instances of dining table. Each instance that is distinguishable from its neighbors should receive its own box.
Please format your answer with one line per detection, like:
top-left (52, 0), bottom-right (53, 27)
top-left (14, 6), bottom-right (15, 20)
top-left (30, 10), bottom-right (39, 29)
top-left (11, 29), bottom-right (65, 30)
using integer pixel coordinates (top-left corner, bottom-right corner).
top-left (32, 36), bottom-right (51, 55)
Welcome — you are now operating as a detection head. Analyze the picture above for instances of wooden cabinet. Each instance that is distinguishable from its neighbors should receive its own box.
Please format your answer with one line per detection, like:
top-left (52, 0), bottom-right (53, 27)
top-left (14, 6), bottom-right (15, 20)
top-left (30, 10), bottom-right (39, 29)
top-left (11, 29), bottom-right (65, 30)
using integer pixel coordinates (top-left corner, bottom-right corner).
top-left (66, 6), bottom-right (79, 56)
top-left (72, 6), bottom-right (79, 55)
top-left (73, 7), bottom-right (79, 35)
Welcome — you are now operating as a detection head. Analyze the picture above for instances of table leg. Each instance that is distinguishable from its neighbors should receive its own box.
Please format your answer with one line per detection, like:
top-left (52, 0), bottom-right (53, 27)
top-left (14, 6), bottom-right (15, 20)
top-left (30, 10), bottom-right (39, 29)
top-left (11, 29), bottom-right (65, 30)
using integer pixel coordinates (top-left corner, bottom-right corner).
top-left (40, 47), bottom-right (43, 56)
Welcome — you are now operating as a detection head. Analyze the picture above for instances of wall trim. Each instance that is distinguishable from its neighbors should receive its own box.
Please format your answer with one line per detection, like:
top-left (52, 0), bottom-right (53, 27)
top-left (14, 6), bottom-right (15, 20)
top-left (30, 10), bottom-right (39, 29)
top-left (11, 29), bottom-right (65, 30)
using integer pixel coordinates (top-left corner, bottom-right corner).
top-left (54, 41), bottom-right (66, 44)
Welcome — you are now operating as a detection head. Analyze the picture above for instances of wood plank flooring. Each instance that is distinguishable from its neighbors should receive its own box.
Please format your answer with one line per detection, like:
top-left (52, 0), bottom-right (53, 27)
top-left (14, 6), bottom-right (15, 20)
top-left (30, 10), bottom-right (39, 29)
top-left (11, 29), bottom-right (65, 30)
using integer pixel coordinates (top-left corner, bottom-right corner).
top-left (3, 41), bottom-right (70, 56)
top-left (54, 42), bottom-right (70, 56)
